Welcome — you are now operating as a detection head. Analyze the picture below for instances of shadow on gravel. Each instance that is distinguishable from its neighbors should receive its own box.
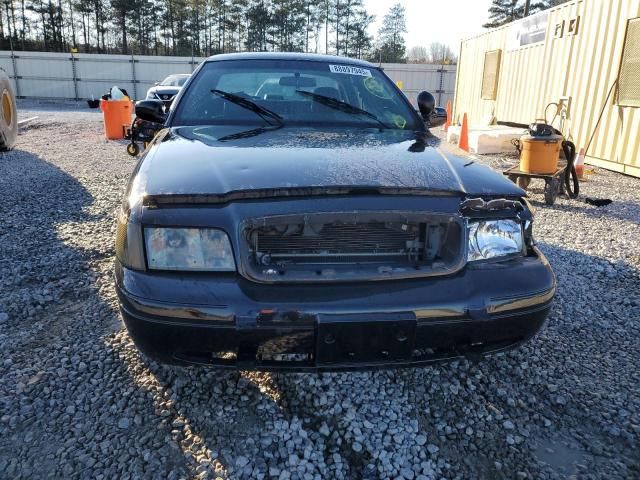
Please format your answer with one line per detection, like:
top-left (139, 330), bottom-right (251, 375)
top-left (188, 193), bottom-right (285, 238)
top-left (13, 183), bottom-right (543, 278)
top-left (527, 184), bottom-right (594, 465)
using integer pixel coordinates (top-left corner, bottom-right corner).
top-left (143, 363), bottom-right (428, 479)
top-left (105, 239), bottom-right (640, 479)
top-left (0, 151), bottom-right (191, 478)
top-left (11, 145), bottom-right (632, 480)
top-left (0, 150), bottom-right (96, 354)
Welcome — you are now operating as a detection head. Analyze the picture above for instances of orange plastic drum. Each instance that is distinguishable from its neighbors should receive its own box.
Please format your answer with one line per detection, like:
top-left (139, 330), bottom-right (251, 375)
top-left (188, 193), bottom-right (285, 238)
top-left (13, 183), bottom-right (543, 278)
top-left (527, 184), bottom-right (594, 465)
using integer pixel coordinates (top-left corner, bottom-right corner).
top-left (100, 99), bottom-right (133, 140)
top-left (519, 134), bottom-right (562, 174)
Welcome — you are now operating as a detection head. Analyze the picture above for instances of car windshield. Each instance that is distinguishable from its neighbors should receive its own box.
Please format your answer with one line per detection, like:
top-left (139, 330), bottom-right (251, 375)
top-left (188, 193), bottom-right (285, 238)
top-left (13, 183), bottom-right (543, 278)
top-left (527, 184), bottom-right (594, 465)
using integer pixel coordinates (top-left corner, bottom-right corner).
top-left (172, 59), bottom-right (421, 130)
top-left (160, 74), bottom-right (189, 86)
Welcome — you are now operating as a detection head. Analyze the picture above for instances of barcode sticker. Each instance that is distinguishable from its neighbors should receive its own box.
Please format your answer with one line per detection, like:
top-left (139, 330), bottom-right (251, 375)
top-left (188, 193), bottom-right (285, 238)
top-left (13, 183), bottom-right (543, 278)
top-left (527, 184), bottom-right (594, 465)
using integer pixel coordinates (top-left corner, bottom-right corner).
top-left (329, 65), bottom-right (372, 77)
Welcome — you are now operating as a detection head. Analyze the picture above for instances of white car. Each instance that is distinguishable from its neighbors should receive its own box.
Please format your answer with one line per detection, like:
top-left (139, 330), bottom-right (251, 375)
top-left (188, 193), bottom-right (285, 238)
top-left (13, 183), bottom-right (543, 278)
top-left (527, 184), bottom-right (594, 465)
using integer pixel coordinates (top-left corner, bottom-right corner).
top-left (145, 74), bottom-right (190, 107)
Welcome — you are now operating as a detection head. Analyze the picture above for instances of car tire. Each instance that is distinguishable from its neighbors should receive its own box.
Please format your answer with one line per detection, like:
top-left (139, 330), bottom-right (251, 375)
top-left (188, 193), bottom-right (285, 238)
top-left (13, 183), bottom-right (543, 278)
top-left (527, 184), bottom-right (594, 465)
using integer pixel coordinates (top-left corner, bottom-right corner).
top-left (0, 69), bottom-right (17, 151)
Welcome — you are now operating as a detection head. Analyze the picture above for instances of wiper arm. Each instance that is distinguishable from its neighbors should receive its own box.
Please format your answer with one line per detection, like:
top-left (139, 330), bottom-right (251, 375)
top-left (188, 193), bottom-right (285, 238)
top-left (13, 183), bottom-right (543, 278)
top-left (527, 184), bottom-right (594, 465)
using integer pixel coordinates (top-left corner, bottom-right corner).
top-left (295, 90), bottom-right (389, 130)
top-left (217, 124), bottom-right (283, 142)
top-left (211, 89), bottom-right (283, 126)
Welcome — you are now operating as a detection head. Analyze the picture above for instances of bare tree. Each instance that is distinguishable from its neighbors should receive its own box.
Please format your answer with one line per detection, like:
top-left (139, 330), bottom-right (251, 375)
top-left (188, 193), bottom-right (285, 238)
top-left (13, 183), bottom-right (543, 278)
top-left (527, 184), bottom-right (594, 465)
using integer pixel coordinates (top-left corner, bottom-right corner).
top-left (428, 42), bottom-right (456, 64)
top-left (407, 45), bottom-right (428, 64)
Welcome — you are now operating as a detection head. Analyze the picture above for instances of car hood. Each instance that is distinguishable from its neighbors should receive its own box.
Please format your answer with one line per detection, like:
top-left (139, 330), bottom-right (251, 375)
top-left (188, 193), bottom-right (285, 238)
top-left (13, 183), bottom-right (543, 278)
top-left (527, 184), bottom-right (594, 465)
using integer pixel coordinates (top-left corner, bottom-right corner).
top-left (132, 126), bottom-right (523, 202)
top-left (148, 86), bottom-right (181, 95)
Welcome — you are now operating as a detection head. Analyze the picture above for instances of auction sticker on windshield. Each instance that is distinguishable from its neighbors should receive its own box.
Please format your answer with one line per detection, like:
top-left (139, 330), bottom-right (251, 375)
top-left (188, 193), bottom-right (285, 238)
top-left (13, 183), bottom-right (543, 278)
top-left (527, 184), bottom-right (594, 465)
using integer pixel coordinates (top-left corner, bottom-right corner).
top-left (329, 65), bottom-right (372, 77)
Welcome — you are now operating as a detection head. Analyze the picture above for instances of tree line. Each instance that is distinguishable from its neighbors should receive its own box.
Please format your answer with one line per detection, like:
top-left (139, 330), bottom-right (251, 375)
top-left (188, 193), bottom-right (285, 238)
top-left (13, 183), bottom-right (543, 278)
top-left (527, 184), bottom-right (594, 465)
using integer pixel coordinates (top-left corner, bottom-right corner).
top-left (0, 0), bottom-right (410, 62)
top-left (0, 0), bottom-right (569, 62)
top-left (483, 0), bottom-right (569, 28)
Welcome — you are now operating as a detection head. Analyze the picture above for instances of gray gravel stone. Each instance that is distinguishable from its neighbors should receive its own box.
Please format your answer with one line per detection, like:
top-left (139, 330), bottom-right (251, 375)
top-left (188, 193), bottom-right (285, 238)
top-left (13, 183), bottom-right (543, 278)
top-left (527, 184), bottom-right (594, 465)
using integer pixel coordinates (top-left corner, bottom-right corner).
top-left (0, 103), bottom-right (637, 480)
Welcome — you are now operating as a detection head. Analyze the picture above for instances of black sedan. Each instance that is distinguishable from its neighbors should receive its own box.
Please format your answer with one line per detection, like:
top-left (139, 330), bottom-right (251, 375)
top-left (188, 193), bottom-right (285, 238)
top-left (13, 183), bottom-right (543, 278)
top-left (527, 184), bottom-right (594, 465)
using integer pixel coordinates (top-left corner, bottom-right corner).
top-left (116, 52), bottom-right (555, 370)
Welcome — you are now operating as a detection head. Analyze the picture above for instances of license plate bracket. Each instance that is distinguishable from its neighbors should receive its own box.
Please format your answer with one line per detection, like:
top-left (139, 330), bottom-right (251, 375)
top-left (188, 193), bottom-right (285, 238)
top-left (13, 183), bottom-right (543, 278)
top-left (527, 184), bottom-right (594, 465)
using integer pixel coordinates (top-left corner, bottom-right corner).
top-left (316, 312), bottom-right (416, 364)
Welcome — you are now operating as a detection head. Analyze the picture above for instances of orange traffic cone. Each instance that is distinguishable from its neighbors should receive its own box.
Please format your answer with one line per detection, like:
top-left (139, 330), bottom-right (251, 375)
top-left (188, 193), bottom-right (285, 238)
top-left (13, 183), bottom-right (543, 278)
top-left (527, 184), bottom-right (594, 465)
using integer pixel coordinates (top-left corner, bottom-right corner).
top-left (574, 147), bottom-right (585, 179)
top-left (443, 100), bottom-right (452, 132)
top-left (458, 113), bottom-right (469, 152)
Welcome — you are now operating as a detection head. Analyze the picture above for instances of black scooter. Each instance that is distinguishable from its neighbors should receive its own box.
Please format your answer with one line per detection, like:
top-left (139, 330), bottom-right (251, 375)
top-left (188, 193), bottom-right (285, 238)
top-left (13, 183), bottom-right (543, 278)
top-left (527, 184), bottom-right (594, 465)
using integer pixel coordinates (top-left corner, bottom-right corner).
top-left (125, 117), bottom-right (163, 156)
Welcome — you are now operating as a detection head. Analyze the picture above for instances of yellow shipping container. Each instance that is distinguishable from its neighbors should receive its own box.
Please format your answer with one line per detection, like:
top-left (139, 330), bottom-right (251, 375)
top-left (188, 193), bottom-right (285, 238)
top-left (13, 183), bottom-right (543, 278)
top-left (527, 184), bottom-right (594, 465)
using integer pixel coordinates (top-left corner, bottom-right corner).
top-left (454, 0), bottom-right (640, 177)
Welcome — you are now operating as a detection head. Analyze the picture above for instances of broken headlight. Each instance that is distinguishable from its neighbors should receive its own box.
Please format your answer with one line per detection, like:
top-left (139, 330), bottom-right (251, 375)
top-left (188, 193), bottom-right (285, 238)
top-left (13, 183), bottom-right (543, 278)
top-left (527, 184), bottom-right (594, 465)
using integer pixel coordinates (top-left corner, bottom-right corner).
top-left (467, 219), bottom-right (524, 262)
top-left (144, 227), bottom-right (235, 271)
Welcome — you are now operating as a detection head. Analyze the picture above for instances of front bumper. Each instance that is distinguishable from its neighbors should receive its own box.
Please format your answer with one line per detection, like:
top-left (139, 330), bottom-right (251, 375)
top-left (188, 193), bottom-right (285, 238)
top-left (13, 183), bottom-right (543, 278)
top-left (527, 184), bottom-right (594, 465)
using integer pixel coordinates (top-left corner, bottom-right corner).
top-left (115, 248), bottom-right (555, 371)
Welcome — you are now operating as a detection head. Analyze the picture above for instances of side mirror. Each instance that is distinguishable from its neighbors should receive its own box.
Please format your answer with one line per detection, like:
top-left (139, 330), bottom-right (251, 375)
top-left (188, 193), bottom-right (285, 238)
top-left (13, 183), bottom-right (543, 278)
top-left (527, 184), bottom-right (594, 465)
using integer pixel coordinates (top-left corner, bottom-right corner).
top-left (154, 81), bottom-right (160, 86)
top-left (417, 91), bottom-right (447, 128)
top-left (417, 91), bottom-right (435, 120)
top-left (135, 100), bottom-right (166, 124)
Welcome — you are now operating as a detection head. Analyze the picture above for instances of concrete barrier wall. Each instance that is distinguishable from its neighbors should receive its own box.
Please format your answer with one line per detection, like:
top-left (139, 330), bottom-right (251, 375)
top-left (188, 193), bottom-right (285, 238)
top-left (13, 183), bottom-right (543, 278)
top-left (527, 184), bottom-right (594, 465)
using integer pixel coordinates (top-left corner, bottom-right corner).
top-left (0, 51), bottom-right (456, 107)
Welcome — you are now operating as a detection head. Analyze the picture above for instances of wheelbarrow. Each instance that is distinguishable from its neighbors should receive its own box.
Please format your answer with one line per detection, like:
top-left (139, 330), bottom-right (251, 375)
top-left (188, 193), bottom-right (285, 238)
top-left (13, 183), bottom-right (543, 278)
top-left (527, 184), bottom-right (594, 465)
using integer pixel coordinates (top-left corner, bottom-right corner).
top-left (503, 162), bottom-right (568, 206)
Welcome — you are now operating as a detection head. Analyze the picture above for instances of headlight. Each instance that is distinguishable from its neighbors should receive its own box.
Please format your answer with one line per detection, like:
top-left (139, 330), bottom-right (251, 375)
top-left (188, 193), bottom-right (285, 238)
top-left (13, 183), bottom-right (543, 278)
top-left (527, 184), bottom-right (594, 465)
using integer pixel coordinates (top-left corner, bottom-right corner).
top-left (467, 219), bottom-right (524, 262)
top-left (144, 228), bottom-right (236, 271)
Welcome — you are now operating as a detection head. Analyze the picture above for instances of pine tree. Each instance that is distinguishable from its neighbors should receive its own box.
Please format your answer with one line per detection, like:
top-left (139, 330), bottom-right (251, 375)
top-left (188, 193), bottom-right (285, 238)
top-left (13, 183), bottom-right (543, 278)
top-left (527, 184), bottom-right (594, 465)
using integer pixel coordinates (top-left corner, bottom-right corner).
top-left (483, 0), bottom-right (546, 29)
top-left (110, 0), bottom-right (136, 53)
top-left (3, 0), bottom-right (385, 56)
top-left (372, 3), bottom-right (406, 63)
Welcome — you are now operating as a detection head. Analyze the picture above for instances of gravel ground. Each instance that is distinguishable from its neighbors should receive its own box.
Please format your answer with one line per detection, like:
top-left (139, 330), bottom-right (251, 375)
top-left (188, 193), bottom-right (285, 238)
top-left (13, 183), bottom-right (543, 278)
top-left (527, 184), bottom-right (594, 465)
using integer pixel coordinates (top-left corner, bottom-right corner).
top-left (0, 101), bottom-right (639, 479)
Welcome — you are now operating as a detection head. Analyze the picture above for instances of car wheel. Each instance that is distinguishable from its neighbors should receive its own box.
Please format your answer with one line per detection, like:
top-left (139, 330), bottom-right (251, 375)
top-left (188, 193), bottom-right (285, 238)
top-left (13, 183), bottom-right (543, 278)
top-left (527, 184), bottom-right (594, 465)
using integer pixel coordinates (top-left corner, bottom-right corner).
top-left (0, 69), bottom-right (17, 151)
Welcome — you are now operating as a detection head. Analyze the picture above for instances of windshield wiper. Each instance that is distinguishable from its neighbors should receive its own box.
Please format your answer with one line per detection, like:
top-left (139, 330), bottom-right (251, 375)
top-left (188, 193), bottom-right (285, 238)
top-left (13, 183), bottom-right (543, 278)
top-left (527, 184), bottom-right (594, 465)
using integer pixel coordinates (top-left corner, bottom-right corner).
top-left (295, 90), bottom-right (389, 130)
top-left (217, 124), bottom-right (283, 142)
top-left (211, 89), bottom-right (284, 126)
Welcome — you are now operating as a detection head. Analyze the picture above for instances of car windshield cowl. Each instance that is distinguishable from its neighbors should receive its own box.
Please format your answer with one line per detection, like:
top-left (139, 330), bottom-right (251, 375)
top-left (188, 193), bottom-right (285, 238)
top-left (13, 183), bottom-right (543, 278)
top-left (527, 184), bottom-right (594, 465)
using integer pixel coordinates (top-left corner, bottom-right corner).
top-left (216, 124), bottom-right (284, 142)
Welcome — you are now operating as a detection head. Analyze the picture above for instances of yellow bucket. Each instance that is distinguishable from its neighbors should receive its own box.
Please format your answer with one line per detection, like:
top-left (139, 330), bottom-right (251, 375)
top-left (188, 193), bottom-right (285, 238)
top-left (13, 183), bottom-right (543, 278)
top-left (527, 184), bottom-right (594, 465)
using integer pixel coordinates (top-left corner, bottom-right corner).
top-left (519, 134), bottom-right (562, 174)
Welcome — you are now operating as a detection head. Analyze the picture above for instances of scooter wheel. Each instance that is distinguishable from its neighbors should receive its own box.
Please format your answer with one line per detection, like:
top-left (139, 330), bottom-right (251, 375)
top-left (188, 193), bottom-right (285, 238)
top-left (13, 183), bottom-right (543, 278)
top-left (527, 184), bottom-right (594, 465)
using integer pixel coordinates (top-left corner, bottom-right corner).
top-left (126, 143), bottom-right (140, 157)
top-left (517, 177), bottom-right (531, 190)
top-left (544, 178), bottom-right (558, 206)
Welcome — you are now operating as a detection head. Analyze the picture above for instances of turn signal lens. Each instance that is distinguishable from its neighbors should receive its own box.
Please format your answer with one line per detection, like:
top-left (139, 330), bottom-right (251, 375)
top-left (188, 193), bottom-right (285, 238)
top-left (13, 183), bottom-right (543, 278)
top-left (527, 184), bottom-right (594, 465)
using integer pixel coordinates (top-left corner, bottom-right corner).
top-left (115, 211), bottom-right (146, 270)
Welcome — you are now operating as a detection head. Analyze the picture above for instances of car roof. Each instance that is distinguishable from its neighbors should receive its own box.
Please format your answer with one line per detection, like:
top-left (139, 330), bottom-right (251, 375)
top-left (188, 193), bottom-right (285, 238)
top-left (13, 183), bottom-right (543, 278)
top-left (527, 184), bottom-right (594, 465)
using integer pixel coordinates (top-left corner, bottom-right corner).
top-left (204, 52), bottom-right (377, 68)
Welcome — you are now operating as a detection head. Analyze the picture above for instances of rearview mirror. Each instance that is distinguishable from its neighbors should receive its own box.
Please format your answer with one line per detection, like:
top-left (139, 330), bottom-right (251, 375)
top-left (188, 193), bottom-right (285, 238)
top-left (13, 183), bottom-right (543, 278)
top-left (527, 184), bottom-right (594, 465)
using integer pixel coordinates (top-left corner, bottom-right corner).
top-left (279, 76), bottom-right (317, 87)
top-left (417, 91), bottom-right (447, 128)
top-left (135, 100), bottom-right (166, 124)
